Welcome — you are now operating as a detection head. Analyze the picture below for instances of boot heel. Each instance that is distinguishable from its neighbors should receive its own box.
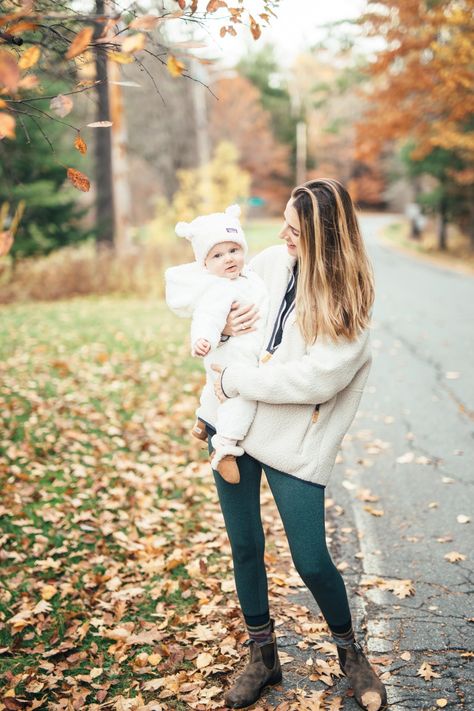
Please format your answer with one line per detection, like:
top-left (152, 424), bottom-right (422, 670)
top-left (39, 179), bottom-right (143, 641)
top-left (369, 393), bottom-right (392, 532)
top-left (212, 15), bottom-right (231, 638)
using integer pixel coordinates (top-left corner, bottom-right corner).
top-left (268, 668), bottom-right (282, 685)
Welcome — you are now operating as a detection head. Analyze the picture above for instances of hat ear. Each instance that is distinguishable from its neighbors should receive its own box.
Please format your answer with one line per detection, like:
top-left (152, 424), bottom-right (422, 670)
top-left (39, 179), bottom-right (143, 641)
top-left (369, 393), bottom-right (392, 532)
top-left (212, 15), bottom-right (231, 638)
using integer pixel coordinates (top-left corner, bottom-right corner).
top-left (225, 204), bottom-right (241, 219)
top-left (175, 221), bottom-right (193, 239)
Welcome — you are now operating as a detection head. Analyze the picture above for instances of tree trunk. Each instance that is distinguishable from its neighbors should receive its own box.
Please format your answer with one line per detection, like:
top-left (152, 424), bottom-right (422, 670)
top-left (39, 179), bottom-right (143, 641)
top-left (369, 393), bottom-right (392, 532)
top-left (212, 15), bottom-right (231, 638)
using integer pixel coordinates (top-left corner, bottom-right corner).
top-left (94, 0), bottom-right (114, 248)
top-left (438, 197), bottom-right (448, 251)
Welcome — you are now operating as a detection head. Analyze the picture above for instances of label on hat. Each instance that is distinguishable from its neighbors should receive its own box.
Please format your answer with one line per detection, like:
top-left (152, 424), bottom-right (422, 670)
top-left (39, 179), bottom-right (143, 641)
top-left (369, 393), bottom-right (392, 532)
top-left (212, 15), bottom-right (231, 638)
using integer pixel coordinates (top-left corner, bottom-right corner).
top-left (226, 227), bottom-right (238, 233)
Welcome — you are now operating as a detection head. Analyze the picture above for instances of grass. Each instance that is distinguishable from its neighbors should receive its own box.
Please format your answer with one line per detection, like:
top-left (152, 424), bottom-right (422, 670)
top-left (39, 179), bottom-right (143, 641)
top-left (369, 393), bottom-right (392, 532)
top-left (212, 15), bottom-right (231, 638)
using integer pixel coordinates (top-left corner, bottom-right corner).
top-left (0, 297), bottom-right (214, 708)
top-left (381, 219), bottom-right (474, 275)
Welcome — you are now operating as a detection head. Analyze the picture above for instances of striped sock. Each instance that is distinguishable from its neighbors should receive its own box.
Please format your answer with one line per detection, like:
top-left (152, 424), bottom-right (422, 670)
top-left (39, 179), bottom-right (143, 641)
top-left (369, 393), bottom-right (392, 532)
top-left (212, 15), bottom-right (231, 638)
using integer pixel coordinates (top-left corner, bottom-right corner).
top-left (246, 619), bottom-right (273, 647)
top-left (331, 624), bottom-right (356, 649)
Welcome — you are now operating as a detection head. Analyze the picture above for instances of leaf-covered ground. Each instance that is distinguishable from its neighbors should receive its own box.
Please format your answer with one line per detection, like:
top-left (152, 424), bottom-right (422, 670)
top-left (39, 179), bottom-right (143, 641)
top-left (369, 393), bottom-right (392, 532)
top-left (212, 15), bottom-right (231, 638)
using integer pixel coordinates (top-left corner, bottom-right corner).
top-left (0, 298), bottom-right (385, 710)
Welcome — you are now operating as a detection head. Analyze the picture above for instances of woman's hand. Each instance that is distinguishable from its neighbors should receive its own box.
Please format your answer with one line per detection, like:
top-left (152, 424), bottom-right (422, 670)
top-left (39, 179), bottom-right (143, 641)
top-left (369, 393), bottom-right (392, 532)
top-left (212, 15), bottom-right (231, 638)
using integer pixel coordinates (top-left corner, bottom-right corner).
top-left (222, 301), bottom-right (259, 337)
top-left (210, 364), bottom-right (227, 402)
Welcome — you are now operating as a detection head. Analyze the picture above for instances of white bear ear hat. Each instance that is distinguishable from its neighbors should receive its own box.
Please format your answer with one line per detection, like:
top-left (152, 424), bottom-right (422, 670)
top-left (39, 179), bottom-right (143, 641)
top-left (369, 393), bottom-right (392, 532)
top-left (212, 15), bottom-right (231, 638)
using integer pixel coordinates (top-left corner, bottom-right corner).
top-left (175, 204), bottom-right (247, 266)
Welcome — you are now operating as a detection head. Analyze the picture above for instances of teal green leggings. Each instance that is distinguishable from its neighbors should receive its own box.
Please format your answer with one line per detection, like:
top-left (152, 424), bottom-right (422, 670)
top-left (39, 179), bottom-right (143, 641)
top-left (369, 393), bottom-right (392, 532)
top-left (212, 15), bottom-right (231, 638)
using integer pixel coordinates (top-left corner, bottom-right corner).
top-left (208, 429), bottom-right (352, 633)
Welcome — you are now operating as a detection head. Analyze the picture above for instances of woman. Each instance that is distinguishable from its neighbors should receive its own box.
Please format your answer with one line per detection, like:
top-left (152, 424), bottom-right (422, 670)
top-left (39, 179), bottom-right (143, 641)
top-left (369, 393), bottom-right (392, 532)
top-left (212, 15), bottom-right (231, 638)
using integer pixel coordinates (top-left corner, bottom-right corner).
top-left (208, 179), bottom-right (387, 710)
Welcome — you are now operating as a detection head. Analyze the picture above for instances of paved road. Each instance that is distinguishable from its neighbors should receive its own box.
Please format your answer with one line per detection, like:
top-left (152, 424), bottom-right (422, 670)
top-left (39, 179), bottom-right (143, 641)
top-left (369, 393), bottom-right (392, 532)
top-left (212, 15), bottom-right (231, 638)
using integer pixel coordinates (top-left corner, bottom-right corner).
top-left (264, 214), bottom-right (473, 710)
top-left (331, 214), bottom-right (473, 709)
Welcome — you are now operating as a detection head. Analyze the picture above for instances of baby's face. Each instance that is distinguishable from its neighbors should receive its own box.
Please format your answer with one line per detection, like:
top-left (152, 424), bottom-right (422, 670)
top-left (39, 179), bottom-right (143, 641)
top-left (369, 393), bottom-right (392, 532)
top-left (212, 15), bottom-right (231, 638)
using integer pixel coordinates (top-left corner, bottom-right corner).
top-left (204, 241), bottom-right (245, 279)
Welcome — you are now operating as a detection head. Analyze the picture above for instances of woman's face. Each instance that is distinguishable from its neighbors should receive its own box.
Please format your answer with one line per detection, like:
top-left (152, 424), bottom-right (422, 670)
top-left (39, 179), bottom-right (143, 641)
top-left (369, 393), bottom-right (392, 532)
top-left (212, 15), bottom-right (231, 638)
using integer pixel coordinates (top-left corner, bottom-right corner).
top-left (279, 199), bottom-right (300, 256)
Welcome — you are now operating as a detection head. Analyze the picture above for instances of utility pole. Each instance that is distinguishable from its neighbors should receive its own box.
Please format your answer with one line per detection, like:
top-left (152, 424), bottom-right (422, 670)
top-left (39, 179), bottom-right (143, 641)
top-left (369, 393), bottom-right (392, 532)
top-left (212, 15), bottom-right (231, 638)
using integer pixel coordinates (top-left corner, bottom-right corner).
top-left (296, 120), bottom-right (307, 186)
top-left (289, 84), bottom-right (307, 186)
top-left (94, 0), bottom-right (133, 253)
top-left (94, 0), bottom-right (114, 247)
top-left (105, 0), bottom-right (133, 254)
top-left (190, 58), bottom-right (212, 208)
top-left (108, 57), bottom-right (133, 254)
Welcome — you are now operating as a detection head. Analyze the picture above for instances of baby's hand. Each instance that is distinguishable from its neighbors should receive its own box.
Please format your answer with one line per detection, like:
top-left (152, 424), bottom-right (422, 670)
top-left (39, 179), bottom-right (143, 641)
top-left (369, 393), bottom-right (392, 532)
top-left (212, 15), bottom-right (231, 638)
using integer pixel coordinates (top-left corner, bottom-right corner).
top-left (193, 338), bottom-right (211, 357)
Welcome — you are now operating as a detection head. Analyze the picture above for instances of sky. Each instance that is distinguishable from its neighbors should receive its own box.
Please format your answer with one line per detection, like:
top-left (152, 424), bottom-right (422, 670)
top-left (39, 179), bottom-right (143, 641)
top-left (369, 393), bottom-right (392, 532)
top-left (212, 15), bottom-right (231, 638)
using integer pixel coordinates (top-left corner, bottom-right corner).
top-left (197, 0), bottom-right (367, 66)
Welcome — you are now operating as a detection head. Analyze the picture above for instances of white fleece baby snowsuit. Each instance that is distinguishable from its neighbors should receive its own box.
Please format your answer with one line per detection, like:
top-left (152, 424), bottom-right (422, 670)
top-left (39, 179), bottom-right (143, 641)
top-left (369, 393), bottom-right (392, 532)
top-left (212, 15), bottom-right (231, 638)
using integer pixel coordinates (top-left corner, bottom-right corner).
top-left (165, 260), bottom-right (269, 468)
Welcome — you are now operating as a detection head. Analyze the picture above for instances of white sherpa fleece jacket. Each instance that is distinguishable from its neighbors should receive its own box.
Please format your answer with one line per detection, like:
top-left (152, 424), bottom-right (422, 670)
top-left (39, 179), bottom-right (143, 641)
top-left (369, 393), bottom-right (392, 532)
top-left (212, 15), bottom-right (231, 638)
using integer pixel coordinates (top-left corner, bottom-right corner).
top-left (165, 261), bottom-right (268, 353)
top-left (220, 244), bottom-right (373, 488)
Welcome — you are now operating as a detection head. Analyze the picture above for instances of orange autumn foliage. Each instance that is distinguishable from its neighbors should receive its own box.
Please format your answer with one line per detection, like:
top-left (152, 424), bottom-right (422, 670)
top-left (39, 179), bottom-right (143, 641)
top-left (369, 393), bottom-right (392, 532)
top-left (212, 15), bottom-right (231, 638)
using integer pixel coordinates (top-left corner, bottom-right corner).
top-left (209, 76), bottom-right (291, 213)
top-left (357, 0), bottom-right (474, 173)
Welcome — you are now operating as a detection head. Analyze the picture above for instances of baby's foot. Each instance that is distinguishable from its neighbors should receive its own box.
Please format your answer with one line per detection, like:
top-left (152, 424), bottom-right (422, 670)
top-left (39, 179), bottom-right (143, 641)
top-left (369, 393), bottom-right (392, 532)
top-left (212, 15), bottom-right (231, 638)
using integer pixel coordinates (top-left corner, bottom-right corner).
top-left (216, 455), bottom-right (240, 484)
top-left (191, 418), bottom-right (207, 441)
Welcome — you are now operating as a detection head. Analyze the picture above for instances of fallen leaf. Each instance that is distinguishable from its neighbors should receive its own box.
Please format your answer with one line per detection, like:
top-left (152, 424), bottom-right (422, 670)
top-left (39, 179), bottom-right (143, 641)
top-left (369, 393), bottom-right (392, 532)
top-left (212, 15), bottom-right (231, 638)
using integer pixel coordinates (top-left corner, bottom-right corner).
top-left (363, 505), bottom-right (384, 517)
top-left (436, 699), bottom-right (448, 707)
top-left (457, 514), bottom-right (470, 524)
top-left (40, 584), bottom-right (57, 600)
top-left (400, 651), bottom-right (411, 661)
top-left (444, 551), bottom-right (466, 563)
top-left (396, 451), bottom-right (415, 464)
top-left (417, 661), bottom-right (441, 681)
top-left (195, 652), bottom-right (213, 669)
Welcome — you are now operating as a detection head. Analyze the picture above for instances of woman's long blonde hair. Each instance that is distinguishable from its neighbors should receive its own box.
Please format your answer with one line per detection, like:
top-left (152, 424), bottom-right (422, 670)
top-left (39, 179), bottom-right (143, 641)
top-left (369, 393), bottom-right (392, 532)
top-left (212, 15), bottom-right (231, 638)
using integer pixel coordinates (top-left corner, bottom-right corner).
top-left (291, 178), bottom-right (374, 343)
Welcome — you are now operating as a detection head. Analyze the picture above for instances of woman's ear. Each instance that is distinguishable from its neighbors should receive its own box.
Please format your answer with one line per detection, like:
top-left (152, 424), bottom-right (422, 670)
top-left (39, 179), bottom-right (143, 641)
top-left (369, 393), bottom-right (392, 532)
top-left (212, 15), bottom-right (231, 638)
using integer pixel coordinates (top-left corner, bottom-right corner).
top-left (225, 204), bottom-right (241, 219)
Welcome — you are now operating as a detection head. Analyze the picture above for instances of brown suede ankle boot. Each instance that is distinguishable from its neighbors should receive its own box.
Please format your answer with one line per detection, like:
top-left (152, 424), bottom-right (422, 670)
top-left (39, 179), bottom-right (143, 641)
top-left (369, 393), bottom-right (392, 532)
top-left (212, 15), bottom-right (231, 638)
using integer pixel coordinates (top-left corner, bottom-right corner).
top-left (191, 418), bottom-right (207, 441)
top-left (337, 641), bottom-right (387, 711)
top-left (224, 620), bottom-right (282, 709)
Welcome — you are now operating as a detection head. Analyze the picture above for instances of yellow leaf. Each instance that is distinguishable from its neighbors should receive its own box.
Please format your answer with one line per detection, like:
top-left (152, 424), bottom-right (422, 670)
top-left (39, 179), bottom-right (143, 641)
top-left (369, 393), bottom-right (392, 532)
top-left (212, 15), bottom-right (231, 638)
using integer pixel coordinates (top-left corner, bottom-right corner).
top-left (167, 55), bottom-right (185, 78)
top-left (249, 15), bottom-right (261, 40)
top-left (195, 652), bottom-right (213, 669)
top-left (129, 15), bottom-right (163, 31)
top-left (67, 167), bottom-right (91, 192)
top-left (41, 584), bottom-right (57, 600)
top-left (417, 661), bottom-right (441, 681)
top-left (74, 134), bottom-right (87, 154)
top-left (17, 74), bottom-right (38, 89)
top-left (436, 700), bottom-right (448, 708)
top-left (122, 33), bottom-right (146, 54)
top-left (18, 46), bottom-right (41, 69)
top-left (0, 112), bottom-right (15, 140)
top-left (0, 48), bottom-right (20, 91)
top-left (444, 551), bottom-right (466, 563)
top-left (148, 653), bottom-right (163, 666)
top-left (107, 51), bottom-right (134, 65)
top-left (207, 0), bottom-right (227, 12)
top-left (66, 27), bottom-right (94, 60)
top-left (363, 505), bottom-right (384, 517)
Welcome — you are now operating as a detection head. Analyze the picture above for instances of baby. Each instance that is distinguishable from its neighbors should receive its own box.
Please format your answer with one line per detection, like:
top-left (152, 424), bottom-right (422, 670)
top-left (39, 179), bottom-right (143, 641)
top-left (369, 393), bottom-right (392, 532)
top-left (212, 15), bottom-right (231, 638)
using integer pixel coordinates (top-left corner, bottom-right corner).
top-left (165, 205), bottom-right (268, 484)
